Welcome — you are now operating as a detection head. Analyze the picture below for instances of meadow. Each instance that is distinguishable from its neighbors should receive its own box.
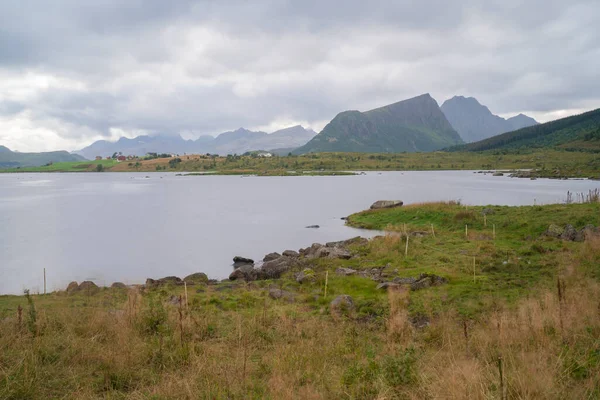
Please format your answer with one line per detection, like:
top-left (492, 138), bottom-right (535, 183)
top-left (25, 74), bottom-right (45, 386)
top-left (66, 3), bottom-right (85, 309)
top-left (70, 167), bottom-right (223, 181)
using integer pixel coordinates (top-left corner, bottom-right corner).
top-left (1, 197), bottom-right (599, 398)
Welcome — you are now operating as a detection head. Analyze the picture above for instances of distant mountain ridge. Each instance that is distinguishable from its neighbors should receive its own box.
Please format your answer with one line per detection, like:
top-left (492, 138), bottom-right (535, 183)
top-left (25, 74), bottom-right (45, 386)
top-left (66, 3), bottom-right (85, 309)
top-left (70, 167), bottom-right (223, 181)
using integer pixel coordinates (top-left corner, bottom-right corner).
top-left (76, 125), bottom-right (316, 159)
top-left (0, 146), bottom-right (86, 168)
top-left (440, 96), bottom-right (538, 143)
top-left (294, 94), bottom-right (463, 154)
top-left (450, 107), bottom-right (600, 152)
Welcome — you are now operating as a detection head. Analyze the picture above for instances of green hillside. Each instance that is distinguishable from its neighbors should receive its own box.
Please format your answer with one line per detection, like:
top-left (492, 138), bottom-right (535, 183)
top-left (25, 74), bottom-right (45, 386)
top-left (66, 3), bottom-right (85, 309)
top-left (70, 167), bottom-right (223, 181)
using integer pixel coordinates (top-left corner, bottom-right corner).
top-left (0, 146), bottom-right (87, 168)
top-left (294, 94), bottom-right (463, 154)
top-left (451, 107), bottom-right (600, 152)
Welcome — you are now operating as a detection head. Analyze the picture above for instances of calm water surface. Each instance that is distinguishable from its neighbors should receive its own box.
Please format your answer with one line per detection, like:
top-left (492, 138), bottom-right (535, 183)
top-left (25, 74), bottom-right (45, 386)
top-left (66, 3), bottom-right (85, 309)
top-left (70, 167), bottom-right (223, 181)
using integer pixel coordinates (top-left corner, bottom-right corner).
top-left (1, 171), bottom-right (598, 294)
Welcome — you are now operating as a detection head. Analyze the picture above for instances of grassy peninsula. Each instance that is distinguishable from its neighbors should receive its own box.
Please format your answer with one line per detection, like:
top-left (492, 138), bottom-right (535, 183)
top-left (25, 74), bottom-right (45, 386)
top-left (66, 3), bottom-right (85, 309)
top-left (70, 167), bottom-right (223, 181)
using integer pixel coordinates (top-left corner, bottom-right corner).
top-left (1, 197), bottom-right (600, 398)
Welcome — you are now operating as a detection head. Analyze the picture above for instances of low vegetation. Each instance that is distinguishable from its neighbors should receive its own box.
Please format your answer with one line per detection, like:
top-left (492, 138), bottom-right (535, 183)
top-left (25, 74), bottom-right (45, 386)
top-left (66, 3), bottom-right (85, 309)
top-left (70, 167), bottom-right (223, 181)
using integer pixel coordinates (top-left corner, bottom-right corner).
top-left (1, 199), bottom-right (599, 398)
top-left (4, 149), bottom-right (599, 179)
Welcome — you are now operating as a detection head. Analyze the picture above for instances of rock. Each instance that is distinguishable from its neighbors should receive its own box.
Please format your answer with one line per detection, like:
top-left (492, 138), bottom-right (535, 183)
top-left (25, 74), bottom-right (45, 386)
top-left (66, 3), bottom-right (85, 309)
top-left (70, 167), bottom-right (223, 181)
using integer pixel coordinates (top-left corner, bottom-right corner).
top-left (282, 250), bottom-right (300, 258)
top-left (326, 236), bottom-right (368, 248)
top-left (410, 274), bottom-right (448, 291)
top-left (259, 256), bottom-right (296, 279)
top-left (146, 276), bottom-right (184, 288)
top-left (376, 282), bottom-right (400, 290)
top-left (145, 278), bottom-right (158, 288)
top-left (492, 172), bottom-right (504, 176)
top-left (296, 268), bottom-right (316, 284)
top-left (545, 224), bottom-right (564, 238)
top-left (78, 281), bottom-right (100, 294)
top-left (183, 272), bottom-right (209, 285)
top-left (314, 246), bottom-right (352, 259)
top-left (111, 282), bottom-right (127, 289)
top-left (336, 267), bottom-right (357, 276)
top-left (66, 281), bottom-right (79, 293)
top-left (393, 277), bottom-right (417, 285)
top-left (229, 265), bottom-right (258, 281)
top-left (306, 225), bottom-right (320, 229)
top-left (168, 295), bottom-right (181, 305)
top-left (233, 256), bottom-right (254, 264)
top-left (410, 231), bottom-right (429, 238)
top-left (560, 224), bottom-right (578, 241)
top-left (233, 256), bottom-right (254, 269)
top-left (303, 243), bottom-right (323, 257)
top-left (481, 208), bottom-right (495, 215)
top-left (370, 200), bottom-right (403, 210)
top-left (268, 288), bottom-right (295, 302)
top-left (263, 252), bottom-right (281, 262)
top-left (330, 295), bottom-right (355, 315)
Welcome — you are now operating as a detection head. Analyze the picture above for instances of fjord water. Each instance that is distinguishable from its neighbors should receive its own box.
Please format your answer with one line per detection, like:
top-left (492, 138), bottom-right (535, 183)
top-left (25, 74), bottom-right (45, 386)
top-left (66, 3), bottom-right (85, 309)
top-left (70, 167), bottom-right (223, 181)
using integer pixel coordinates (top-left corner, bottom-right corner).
top-left (1, 172), bottom-right (598, 294)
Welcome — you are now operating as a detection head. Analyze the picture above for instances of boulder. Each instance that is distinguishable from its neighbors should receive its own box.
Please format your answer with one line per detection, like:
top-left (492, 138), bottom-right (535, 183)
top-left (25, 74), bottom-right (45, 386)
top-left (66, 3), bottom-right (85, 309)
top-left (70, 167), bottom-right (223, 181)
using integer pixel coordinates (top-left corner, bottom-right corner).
top-left (492, 172), bottom-right (504, 176)
top-left (303, 243), bottom-right (323, 257)
top-left (233, 256), bottom-right (254, 269)
top-left (78, 281), bottom-right (100, 294)
top-left (481, 208), bottom-right (495, 215)
top-left (268, 288), bottom-right (295, 302)
top-left (66, 281), bottom-right (79, 293)
top-left (313, 246), bottom-right (352, 260)
top-left (330, 295), bottom-right (355, 315)
top-left (560, 224), bottom-right (578, 241)
top-left (296, 268), bottom-right (316, 284)
top-left (183, 272), bottom-right (209, 285)
top-left (111, 282), bottom-right (127, 289)
top-left (393, 277), bottom-right (417, 285)
top-left (158, 276), bottom-right (184, 286)
top-left (305, 225), bottom-right (320, 229)
top-left (168, 295), bottom-right (181, 305)
top-left (544, 224), bottom-right (564, 238)
top-left (263, 252), bottom-right (281, 262)
top-left (282, 250), bottom-right (300, 258)
top-left (410, 274), bottom-right (448, 291)
top-left (326, 236), bottom-right (368, 248)
top-left (336, 267), bottom-right (357, 276)
top-left (229, 265), bottom-right (258, 281)
top-left (370, 200), bottom-right (403, 210)
top-left (259, 256), bottom-right (296, 279)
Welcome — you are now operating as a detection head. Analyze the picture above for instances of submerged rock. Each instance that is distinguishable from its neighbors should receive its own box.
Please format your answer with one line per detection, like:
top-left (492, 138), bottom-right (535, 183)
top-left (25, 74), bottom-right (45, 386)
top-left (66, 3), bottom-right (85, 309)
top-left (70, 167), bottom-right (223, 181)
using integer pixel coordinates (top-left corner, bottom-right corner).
top-left (305, 225), bottom-right (320, 229)
top-left (370, 200), bottom-right (403, 210)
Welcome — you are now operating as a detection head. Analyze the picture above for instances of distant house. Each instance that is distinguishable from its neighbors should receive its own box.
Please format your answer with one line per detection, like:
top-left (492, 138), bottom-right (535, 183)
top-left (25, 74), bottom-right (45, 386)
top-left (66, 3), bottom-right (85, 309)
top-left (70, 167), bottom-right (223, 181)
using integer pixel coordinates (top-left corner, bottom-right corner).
top-left (106, 156), bottom-right (111, 160)
top-left (117, 155), bottom-right (127, 162)
top-left (257, 152), bottom-right (273, 158)
top-left (95, 156), bottom-right (102, 161)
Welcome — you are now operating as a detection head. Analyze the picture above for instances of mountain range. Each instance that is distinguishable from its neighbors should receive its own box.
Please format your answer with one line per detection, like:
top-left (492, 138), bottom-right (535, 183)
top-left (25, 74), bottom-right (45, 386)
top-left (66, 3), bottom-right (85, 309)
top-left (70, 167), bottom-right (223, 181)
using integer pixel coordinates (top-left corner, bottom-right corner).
top-left (0, 146), bottom-right (85, 168)
top-left (451, 107), bottom-right (600, 152)
top-left (440, 96), bottom-right (538, 143)
top-left (294, 94), bottom-right (464, 154)
top-left (75, 125), bottom-right (316, 159)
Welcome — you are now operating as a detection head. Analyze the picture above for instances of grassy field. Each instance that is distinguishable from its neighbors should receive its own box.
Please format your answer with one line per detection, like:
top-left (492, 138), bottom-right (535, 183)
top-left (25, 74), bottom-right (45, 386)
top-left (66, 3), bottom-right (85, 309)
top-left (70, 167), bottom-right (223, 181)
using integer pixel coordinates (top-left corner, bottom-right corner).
top-left (2, 159), bottom-right (119, 172)
top-left (1, 200), bottom-right (599, 398)
top-left (2, 150), bottom-right (599, 178)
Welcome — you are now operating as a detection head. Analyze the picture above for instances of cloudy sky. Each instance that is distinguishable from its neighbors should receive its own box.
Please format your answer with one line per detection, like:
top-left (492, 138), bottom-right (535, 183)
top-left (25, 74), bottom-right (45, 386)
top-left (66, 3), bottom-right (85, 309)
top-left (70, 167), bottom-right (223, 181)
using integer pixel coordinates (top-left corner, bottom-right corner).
top-left (1, 0), bottom-right (598, 152)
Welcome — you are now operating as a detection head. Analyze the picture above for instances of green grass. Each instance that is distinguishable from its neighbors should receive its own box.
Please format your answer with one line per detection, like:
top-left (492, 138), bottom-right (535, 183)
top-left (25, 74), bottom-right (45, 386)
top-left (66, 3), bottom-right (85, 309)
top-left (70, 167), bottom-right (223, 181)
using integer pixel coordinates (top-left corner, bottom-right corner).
top-left (2, 159), bottom-right (119, 172)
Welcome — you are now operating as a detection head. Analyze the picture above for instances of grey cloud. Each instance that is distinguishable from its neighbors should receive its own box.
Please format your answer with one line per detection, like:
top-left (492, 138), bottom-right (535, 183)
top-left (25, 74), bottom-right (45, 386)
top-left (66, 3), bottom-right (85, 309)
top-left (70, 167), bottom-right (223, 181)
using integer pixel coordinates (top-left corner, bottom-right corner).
top-left (0, 0), bottom-right (599, 150)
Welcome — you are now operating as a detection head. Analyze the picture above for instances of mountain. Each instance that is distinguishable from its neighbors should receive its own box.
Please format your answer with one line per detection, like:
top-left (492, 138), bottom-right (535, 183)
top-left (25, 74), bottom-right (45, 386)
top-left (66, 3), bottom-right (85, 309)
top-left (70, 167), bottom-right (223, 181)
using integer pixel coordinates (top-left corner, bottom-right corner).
top-left (450, 107), bottom-right (600, 152)
top-left (507, 114), bottom-right (538, 131)
top-left (76, 126), bottom-right (316, 158)
top-left (440, 96), bottom-right (538, 143)
top-left (0, 146), bottom-right (86, 168)
top-left (294, 94), bottom-right (463, 154)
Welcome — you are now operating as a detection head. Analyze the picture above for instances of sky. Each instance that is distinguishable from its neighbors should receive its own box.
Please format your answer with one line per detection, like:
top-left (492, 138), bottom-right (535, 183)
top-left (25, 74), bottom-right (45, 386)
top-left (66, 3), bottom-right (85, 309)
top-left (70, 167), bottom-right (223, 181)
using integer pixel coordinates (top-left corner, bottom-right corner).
top-left (0, 1), bottom-right (599, 152)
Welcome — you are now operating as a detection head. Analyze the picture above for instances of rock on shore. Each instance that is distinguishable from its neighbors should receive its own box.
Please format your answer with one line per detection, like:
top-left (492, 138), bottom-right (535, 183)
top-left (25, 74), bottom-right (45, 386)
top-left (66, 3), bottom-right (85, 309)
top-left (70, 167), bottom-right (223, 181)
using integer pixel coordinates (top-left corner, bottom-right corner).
top-left (370, 200), bottom-right (403, 210)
